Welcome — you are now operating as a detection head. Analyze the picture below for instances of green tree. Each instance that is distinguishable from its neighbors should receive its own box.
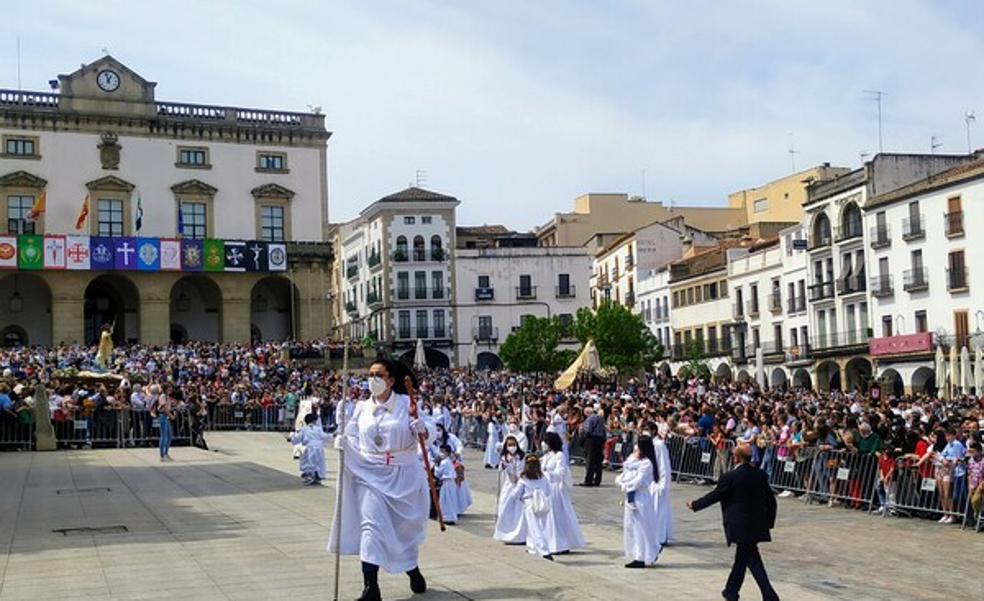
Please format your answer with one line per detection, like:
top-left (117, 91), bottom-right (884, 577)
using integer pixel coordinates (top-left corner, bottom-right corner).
top-left (573, 301), bottom-right (659, 373)
top-left (680, 338), bottom-right (710, 381)
top-left (499, 316), bottom-right (567, 373)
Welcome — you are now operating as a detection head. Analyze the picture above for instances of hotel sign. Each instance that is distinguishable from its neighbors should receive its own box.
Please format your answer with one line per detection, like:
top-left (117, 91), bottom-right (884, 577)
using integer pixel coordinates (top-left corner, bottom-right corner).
top-left (869, 332), bottom-right (933, 357)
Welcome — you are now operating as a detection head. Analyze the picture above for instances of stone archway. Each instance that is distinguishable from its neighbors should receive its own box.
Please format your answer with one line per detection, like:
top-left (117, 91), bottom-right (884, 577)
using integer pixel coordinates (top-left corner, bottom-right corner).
top-left (84, 274), bottom-right (139, 345)
top-left (770, 367), bottom-right (788, 390)
top-left (250, 276), bottom-right (298, 341)
top-left (736, 369), bottom-right (751, 384)
top-left (400, 347), bottom-right (451, 369)
top-left (816, 360), bottom-right (840, 392)
top-left (715, 362), bottom-right (733, 383)
top-left (170, 275), bottom-right (222, 343)
top-left (476, 351), bottom-right (503, 370)
top-left (912, 366), bottom-right (936, 395)
top-left (845, 357), bottom-right (873, 393)
top-left (792, 368), bottom-right (812, 390)
top-left (0, 273), bottom-right (51, 346)
top-left (879, 368), bottom-right (904, 398)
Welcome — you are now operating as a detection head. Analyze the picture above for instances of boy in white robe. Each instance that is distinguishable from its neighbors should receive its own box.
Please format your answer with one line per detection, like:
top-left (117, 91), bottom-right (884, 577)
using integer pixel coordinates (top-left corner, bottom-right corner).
top-left (289, 413), bottom-right (333, 485)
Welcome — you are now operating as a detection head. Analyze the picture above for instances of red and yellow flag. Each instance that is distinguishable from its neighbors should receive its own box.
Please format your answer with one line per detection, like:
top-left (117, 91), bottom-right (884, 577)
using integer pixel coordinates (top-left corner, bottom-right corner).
top-left (25, 190), bottom-right (46, 222)
top-left (75, 194), bottom-right (90, 230)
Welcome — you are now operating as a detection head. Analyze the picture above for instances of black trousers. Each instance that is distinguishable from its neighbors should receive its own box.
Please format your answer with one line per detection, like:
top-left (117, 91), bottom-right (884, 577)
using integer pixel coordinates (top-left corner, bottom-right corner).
top-left (584, 435), bottom-right (604, 486)
top-left (724, 543), bottom-right (779, 601)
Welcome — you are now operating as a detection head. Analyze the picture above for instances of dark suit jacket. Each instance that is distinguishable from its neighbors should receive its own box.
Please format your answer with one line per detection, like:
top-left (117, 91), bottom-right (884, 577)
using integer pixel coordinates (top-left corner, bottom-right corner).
top-left (691, 463), bottom-right (776, 546)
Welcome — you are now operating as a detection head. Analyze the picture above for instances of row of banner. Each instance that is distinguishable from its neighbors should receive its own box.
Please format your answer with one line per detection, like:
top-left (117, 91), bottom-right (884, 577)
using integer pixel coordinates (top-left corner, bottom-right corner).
top-left (0, 235), bottom-right (288, 273)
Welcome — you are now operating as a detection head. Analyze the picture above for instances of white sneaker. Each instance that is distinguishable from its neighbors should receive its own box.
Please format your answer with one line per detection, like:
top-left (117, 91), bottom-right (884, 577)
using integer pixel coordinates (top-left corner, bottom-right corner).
top-left (778, 490), bottom-right (794, 498)
top-left (627, 501), bottom-right (637, 511)
top-left (937, 516), bottom-right (948, 523)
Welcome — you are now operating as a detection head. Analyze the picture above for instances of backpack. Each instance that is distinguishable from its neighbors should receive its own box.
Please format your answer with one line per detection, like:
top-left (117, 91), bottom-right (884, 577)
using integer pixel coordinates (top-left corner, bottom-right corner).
top-left (530, 487), bottom-right (550, 516)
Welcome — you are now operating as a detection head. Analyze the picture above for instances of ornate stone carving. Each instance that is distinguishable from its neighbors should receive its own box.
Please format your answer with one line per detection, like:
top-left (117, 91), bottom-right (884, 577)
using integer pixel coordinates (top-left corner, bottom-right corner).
top-left (98, 132), bottom-right (121, 170)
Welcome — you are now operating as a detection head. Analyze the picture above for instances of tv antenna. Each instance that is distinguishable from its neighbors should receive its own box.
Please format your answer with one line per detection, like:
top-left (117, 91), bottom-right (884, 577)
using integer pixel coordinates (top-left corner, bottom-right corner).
top-left (16, 36), bottom-right (21, 89)
top-left (931, 135), bottom-right (942, 155)
top-left (787, 134), bottom-right (800, 172)
top-left (859, 152), bottom-right (871, 164)
top-left (965, 110), bottom-right (976, 154)
top-left (414, 170), bottom-right (428, 188)
top-left (863, 90), bottom-right (887, 153)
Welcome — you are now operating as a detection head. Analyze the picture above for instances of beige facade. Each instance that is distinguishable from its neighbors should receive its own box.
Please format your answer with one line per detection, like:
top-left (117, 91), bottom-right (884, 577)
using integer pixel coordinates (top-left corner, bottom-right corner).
top-left (0, 56), bottom-right (332, 346)
top-left (727, 164), bottom-right (850, 225)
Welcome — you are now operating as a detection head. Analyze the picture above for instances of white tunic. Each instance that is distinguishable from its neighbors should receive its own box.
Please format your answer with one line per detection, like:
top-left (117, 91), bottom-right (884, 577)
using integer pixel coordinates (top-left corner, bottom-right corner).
top-left (547, 413), bottom-right (570, 463)
top-left (616, 456), bottom-right (662, 564)
top-left (483, 420), bottom-right (501, 466)
top-left (493, 454), bottom-right (526, 543)
top-left (516, 477), bottom-right (553, 557)
top-left (541, 450), bottom-right (585, 553)
top-left (328, 392), bottom-right (436, 574)
top-left (290, 424), bottom-right (334, 479)
top-left (653, 438), bottom-right (674, 544)
top-left (435, 457), bottom-right (459, 524)
top-left (504, 427), bottom-right (528, 453)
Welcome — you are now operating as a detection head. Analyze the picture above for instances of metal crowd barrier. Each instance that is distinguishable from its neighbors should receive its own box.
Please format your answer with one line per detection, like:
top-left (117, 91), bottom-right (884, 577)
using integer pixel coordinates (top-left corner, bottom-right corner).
top-left (769, 447), bottom-right (819, 495)
top-left (669, 435), bottom-right (734, 483)
top-left (886, 458), bottom-right (972, 526)
top-left (47, 409), bottom-right (192, 449)
top-left (208, 405), bottom-right (295, 432)
top-left (0, 415), bottom-right (32, 450)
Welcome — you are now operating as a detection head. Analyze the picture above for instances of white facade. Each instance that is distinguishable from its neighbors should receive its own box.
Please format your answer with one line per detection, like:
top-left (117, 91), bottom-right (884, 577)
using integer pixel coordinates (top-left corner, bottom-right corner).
top-left (864, 164), bottom-right (984, 393)
top-left (454, 246), bottom-right (592, 368)
top-left (637, 267), bottom-right (671, 349)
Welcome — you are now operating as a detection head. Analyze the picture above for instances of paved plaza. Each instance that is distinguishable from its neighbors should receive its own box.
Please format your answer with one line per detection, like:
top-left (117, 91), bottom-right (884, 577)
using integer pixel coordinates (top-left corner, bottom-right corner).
top-left (0, 433), bottom-right (979, 601)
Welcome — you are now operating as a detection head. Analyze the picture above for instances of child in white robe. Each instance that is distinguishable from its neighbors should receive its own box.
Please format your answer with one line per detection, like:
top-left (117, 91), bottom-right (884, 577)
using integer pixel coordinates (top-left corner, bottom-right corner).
top-left (616, 435), bottom-right (662, 568)
top-left (434, 445), bottom-right (459, 525)
top-left (541, 431), bottom-right (585, 554)
top-left (454, 458), bottom-right (473, 515)
top-left (289, 413), bottom-right (334, 485)
top-left (483, 414), bottom-right (501, 468)
top-left (516, 454), bottom-right (554, 560)
top-left (493, 435), bottom-right (526, 544)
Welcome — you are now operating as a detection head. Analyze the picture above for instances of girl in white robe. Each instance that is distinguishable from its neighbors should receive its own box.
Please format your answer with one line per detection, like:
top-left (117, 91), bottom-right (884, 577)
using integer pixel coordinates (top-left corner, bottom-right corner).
top-left (516, 454), bottom-right (555, 560)
top-left (483, 415), bottom-right (501, 468)
top-left (434, 445), bottom-right (459, 524)
top-left (328, 359), bottom-right (435, 601)
top-left (653, 434), bottom-right (675, 545)
top-left (289, 413), bottom-right (334, 484)
top-left (616, 435), bottom-right (662, 567)
top-left (493, 435), bottom-right (526, 544)
top-left (541, 431), bottom-right (585, 554)
top-left (454, 459), bottom-right (473, 515)
top-left (547, 409), bottom-right (570, 464)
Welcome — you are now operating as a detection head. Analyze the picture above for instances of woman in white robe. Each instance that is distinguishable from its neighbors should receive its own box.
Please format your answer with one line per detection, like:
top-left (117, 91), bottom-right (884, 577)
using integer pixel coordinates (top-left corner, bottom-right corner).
top-left (653, 433), bottom-right (674, 545)
top-left (541, 431), bottom-right (585, 554)
top-left (434, 446), bottom-right (459, 524)
top-left (483, 414), bottom-right (501, 468)
top-left (493, 435), bottom-right (526, 544)
top-left (547, 408), bottom-right (570, 464)
top-left (289, 413), bottom-right (334, 483)
top-left (615, 435), bottom-right (662, 567)
top-left (328, 359), bottom-right (435, 601)
top-left (516, 454), bottom-right (555, 560)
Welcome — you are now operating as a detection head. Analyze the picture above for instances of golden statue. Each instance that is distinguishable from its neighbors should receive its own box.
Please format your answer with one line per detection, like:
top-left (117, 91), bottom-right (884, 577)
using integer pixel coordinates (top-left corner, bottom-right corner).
top-left (95, 321), bottom-right (114, 370)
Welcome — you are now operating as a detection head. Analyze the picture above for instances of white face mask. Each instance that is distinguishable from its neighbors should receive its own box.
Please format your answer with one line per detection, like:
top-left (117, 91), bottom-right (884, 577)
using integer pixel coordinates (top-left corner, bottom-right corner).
top-left (506, 445), bottom-right (518, 453)
top-left (540, 441), bottom-right (549, 452)
top-left (509, 424), bottom-right (518, 432)
top-left (368, 376), bottom-right (388, 398)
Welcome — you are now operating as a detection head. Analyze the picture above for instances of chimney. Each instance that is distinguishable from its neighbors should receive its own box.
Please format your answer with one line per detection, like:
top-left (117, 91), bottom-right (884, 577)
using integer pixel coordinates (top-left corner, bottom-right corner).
top-left (681, 235), bottom-right (694, 258)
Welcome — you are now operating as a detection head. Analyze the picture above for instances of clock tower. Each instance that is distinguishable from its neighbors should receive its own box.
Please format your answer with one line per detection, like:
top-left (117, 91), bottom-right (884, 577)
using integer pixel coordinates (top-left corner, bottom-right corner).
top-left (56, 55), bottom-right (158, 117)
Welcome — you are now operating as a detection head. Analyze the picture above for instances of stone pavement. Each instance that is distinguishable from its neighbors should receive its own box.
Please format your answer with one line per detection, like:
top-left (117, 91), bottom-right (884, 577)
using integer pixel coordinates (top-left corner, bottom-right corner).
top-left (0, 433), bottom-right (978, 601)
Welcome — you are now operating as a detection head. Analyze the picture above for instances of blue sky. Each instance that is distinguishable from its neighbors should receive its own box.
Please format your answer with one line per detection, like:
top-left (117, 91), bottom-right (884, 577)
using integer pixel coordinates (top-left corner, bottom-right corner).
top-left (3, 1), bottom-right (984, 229)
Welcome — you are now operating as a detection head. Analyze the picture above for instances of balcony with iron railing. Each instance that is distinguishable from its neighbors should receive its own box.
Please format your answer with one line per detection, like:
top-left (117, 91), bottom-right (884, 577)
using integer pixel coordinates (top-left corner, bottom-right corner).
top-left (835, 222), bottom-right (863, 243)
top-left (731, 344), bottom-right (756, 364)
top-left (368, 252), bottom-right (382, 270)
top-left (746, 299), bottom-right (760, 318)
top-left (762, 340), bottom-right (785, 356)
top-left (515, 286), bottom-right (538, 300)
top-left (785, 344), bottom-right (812, 363)
top-left (395, 326), bottom-right (451, 341)
top-left (870, 224), bottom-right (891, 249)
top-left (366, 291), bottom-right (383, 308)
top-left (768, 292), bottom-right (782, 313)
top-left (555, 285), bottom-right (576, 299)
top-left (869, 274), bottom-right (894, 297)
top-left (344, 301), bottom-right (358, 315)
top-left (944, 211), bottom-right (965, 238)
top-left (732, 302), bottom-right (745, 321)
top-left (808, 281), bottom-right (835, 302)
top-left (625, 255), bottom-right (635, 269)
top-left (836, 273), bottom-right (867, 296)
top-left (473, 327), bottom-right (500, 343)
top-left (787, 296), bottom-right (806, 314)
top-left (947, 266), bottom-right (968, 292)
top-left (475, 287), bottom-right (494, 301)
top-left (903, 267), bottom-right (929, 293)
top-left (809, 231), bottom-right (832, 251)
top-left (392, 249), bottom-right (408, 262)
top-left (811, 329), bottom-right (872, 352)
top-left (394, 287), bottom-right (452, 301)
top-left (624, 292), bottom-right (635, 308)
top-left (346, 263), bottom-right (359, 280)
top-left (902, 215), bottom-right (925, 241)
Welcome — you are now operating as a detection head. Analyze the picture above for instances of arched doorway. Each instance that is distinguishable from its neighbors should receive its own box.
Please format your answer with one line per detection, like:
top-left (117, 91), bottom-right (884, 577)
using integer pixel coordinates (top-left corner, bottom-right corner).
top-left (736, 369), bottom-right (751, 384)
top-left (912, 366), bottom-right (935, 395)
top-left (715, 363), bottom-right (733, 383)
top-left (250, 276), bottom-right (297, 341)
top-left (476, 351), bottom-right (503, 370)
top-left (400, 347), bottom-right (451, 369)
top-left (84, 275), bottom-right (139, 345)
top-left (0, 273), bottom-right (51, 346)
top-left (845, 357), bottom-right (872, 393)
top-left (879, 368), bottom-right (904, 398)
top-left (657, 362), bottom-right (671, 378)
top-left (816, 360), bottom-right (840, 392)
top-left (170, 276), bottom-right (222, 343)
top-left (770, 368), bottom-right (788, 390)
top-left (811, 213), bottom-right (832, 246)
top-left (792, 368), bottom-right (812, 390)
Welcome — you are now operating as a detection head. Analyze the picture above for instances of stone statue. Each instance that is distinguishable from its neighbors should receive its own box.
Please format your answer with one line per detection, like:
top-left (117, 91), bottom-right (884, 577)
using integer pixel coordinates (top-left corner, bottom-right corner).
top-left (33, 383), bottom-right (56, 451)
top-left (95, 321), bottom-right (114, 370)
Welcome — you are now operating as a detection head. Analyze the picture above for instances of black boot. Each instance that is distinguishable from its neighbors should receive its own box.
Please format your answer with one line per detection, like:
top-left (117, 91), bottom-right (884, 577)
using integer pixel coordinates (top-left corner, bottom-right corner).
top-left (624, 560), bottom-right (646, 568)
top-left (359, 562), bottom-right (382, 601)
top-left (407, 567), bottom-right (427, 594)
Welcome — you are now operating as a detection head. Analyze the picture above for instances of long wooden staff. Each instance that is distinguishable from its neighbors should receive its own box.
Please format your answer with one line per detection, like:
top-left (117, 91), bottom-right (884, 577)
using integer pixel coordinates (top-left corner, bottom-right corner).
top-left (406, 376), bottom-right (446, 532)
top-left (331, 396), bottom-right (347, 601)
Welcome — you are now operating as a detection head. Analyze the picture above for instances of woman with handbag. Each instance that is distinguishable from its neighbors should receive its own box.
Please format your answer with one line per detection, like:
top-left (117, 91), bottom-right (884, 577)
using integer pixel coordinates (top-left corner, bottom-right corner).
top-left (149, 383), bottom-right (173, 462)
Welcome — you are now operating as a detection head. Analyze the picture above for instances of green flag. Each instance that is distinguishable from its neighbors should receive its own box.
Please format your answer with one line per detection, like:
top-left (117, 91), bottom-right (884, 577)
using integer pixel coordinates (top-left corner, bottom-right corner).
top-left (17, 235), bottom-right (43, 270)
top-left (204, 239), bottom-right (224, 272)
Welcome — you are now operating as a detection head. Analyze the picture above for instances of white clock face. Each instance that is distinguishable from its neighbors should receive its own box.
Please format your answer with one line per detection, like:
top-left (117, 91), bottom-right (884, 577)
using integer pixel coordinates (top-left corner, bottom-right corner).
top-left (97, 69), bottom-right (120, 92)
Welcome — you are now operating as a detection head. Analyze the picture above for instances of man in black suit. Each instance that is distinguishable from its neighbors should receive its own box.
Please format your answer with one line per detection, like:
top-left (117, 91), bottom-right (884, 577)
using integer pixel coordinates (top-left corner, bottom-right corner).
top-left (686, 444), bottom-right (780, 601)
top-left (579, 406), bottom-right (606, 486)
